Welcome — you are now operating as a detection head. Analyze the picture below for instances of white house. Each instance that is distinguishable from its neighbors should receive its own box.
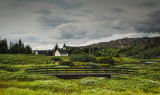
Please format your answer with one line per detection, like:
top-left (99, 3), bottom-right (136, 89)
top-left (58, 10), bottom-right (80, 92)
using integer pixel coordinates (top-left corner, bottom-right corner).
top-left (55, 49), bottom-right (68, 56)
top-left (55, 44), bottom-right (68, 56)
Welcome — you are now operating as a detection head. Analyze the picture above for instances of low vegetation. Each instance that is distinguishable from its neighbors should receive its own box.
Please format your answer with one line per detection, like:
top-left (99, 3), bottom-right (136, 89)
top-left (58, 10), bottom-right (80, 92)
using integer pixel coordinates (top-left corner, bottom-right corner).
top-left (98, 57), bottom-right (115, 65)
top-left (0, 54), bottom-right (160, 95)
top-left (70, 54), bottom-right (97, 63)
top-left (59, 61), bottom-right (74, 67)
top-left (69, 45), bottom-right (160, 59)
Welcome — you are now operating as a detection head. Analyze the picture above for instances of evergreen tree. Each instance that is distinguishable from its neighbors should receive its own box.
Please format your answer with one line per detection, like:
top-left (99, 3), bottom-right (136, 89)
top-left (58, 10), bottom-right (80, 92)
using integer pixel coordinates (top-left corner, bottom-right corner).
top-left (25, 45), bottom-right (32, 54)
top-left (0, 38), bottom-right (8, 53)
top-left (9, 39), bottom-right (32, 54)
top-left (54, 43), bottom-right (59, 51)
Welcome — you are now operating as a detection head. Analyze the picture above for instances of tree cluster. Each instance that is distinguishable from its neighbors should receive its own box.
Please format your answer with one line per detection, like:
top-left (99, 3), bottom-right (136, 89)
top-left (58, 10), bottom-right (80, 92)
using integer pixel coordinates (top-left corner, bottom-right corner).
top-left (68, 47), bottom-right (119, 57)
top-left (68, 45), bottom-right (160, 59)
top-left (98, 57), bottom-right (115, 65)
top-left (0, 38), bottom-right (32, 54)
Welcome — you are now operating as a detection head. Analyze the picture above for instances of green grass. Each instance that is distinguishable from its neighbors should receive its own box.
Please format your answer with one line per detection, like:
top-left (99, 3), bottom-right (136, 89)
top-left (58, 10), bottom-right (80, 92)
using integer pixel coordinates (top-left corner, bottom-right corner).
top-left (0, 77), bottom-right (159, 95)
top-left (0, 54), bottom-right (160, 95)
top-left (0, 54), bottom-right (51, 65)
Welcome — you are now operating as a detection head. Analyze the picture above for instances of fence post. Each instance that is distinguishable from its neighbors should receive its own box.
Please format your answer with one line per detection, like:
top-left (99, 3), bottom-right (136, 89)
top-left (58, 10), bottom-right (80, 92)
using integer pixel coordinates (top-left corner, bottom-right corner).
top-left (56, 68), bottom-right (57, 75)
top-left (25, 69), bottom-right (27, 73)
top-left (46, 68), bottom-right (48, 74)
top-left (85, 68), bottom-right (87, 76)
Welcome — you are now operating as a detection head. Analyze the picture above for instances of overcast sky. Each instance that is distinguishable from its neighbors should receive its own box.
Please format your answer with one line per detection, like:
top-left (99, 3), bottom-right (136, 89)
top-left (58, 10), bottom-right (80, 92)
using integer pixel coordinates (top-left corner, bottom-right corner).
top-left (0, 0), bottom-right (160, 50)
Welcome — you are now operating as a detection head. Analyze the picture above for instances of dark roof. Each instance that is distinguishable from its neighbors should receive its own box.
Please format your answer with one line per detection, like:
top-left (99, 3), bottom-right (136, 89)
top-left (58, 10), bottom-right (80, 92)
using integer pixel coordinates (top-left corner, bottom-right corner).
top-left (58, 49), bottom-right (68, 54)
top-left (37, 50), bottom-right (47, 54)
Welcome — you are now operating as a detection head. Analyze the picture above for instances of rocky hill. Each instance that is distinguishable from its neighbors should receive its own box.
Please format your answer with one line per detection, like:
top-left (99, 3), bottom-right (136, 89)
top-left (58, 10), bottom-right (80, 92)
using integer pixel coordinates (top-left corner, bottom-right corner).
top-left (88, 36), bottom-right (160, 48)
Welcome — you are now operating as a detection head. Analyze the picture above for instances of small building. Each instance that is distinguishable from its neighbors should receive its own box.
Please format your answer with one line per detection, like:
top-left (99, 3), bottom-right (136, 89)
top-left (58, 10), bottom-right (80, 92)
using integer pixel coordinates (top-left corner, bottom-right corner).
top-left (55, 49), bottom-right (68, 56)
top-left (34, 50), bottom-right (48, 56)
top-left (55, 44), bottom-right (68, 56)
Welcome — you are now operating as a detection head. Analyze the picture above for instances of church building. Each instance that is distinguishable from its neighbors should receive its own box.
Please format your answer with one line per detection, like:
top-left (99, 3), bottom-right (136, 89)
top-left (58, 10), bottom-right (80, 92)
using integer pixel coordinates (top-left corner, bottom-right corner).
top-left (55, 44), bottom-right (68, 56)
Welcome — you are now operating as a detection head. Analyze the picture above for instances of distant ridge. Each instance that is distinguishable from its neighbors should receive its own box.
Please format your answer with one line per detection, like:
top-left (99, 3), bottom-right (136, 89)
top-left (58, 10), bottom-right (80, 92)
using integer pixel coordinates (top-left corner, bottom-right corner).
top-left (88, 36), bottom-right (160, 48)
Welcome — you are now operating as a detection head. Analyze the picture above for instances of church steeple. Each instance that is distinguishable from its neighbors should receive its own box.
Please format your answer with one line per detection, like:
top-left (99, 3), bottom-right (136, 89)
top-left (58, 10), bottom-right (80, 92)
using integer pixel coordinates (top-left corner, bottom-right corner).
top-left (63, 43), bottom-right (66, 50)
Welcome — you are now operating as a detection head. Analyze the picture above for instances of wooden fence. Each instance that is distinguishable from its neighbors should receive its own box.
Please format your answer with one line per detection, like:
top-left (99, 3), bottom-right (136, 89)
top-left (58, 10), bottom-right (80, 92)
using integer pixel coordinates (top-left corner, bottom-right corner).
top-left (25, 67), bottom-right (138, 78)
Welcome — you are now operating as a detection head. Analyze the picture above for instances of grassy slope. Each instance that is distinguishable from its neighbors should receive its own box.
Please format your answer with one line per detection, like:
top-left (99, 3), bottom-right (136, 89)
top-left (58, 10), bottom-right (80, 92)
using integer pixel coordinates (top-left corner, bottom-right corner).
top-left (0, 54), bottom-right (160, 95)
top-left (0, 54), bottom-right (71, 65)
top-left (0, 54), bottom-right (51, 65)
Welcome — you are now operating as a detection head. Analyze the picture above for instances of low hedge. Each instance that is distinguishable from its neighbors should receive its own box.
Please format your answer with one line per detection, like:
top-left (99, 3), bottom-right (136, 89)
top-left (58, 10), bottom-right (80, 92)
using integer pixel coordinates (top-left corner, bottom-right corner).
top-left (59, 61), bottom-right (74, 67)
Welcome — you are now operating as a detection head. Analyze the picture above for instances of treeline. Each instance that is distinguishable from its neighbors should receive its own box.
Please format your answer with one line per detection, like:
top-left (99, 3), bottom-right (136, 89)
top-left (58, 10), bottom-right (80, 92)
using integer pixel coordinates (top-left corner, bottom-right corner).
top-left (0, 38), bottom-right (32, 54)
top-left (68, 45), bottom-right (160, 59)
top-left (68, 47), bottom-right (119, 57)
top-left (117, 45), bottom-right (160, 59)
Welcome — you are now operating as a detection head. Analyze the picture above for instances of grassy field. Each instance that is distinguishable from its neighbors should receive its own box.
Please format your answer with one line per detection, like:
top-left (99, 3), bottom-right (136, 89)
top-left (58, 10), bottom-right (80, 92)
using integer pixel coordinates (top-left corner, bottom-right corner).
top-left (0, 54), bottom-right (160, 95)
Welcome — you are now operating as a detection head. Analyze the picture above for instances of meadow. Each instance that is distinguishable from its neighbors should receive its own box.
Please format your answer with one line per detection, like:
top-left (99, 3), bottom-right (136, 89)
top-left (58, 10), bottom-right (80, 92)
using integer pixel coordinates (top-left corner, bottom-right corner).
top-left (0, 54), bottom-right (160, 95)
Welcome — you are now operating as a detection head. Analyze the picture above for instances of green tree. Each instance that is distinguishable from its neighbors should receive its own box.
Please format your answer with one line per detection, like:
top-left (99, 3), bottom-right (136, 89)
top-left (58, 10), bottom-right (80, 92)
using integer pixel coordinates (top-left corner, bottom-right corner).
top-left (99, 57), bottom-right (115, 65)
top-left (54, 43), bottom-right (59, 51)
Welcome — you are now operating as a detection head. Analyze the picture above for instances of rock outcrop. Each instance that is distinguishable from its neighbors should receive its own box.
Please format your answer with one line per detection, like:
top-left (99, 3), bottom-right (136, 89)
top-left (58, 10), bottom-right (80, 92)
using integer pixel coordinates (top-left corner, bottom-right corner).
top-left (89, 37), bottom-right (160, 48)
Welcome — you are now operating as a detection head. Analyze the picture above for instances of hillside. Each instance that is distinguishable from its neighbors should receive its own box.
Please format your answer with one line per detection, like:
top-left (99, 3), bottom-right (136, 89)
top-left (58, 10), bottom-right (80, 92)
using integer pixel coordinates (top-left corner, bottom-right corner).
top-left (88, 36), bottom-right (160, 48)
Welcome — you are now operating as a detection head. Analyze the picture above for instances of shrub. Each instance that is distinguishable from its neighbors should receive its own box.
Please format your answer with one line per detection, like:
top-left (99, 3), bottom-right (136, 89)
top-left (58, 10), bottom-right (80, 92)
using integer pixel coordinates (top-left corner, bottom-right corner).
top-left (84, 62), bottom-right (99, 67)
top-left (70, 54), bottom-right (97, 62)
top-left (111, 75), bottom-right (130, 80)
top-left (98, 64), bottom-right (110, 67)
top-left (59, 61), bottom-right (74, 67)
top-left (0, 64), bottom-right (19, 72)
top-left (0, 71), bottom-right (56, 81)
top-left (79, 78), bottom-right (99, 86)
top-left (144, 73), bottom-right (160, 80)
top-left (51, 57), bottom-right (62, 61)
top-left (98, 57), bottom-right (115, 65)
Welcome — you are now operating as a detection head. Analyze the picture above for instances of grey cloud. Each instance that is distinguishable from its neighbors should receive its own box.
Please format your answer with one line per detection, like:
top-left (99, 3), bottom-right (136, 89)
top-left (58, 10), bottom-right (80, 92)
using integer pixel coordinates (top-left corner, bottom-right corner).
top-left (53, 24), bottom-right (87, 39)
top-left (133, 10), bottom-right (160, 33)
top-left (14, 0), bottom-right (82, 10)
top-left (49, 0), bottom-right (82, 10)
top-left (139, 1), bottom-right (157, 8)
top-left (52, 23), bottom-right (118, 40)
top-left (93, 15), bottom-right (116, 22)
top-left (37, 16), bottom-right (77, 28)
top-left (14, 0), bottom-right (41, 2)
top-left (110, 21), bottom-right (131, 30)
top-left (110, 8), bottom-right (125, 13)
top-left (35, 10), bottom-right (52, 15)
top-left (83, 10), bottom-right (94, 14)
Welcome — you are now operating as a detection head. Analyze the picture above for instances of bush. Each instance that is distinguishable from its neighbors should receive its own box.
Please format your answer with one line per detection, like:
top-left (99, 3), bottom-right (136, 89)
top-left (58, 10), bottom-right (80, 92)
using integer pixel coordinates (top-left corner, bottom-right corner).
top-left (79, 78), bottom-right (99, 86)
top-left (98, 64), bottom-right (110, 67)
top-left (0, 71), bottom-right (56, 81)
top-left (144, 73), bottom-right (160, 80)
top-left (51, 57), bottom-right (62, 61)
top-left (98, 57), bottom-right (115, 65)
top-left (111, 75), bottom-right (130, 80)
top-left (59, 61), bottom-right (74, 67)
top-left (70, 54), bottom-right (97, 62)
top-left (0, 64), bottom-right (19, 72)
top-left (84, 62), bottom-right (99, 67)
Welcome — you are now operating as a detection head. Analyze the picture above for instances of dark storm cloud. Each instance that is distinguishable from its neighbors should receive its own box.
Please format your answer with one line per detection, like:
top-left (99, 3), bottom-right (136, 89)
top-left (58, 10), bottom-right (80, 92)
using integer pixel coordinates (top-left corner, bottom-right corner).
top-left (133, 10), bottom-right (160, 33)
top-left (37, 16), bottom-right (77, 28)
top-left (35, 10), bottom-right (52, 15)
top-left (15, 0), bottom-right (38, 1)
top-left (49, 0), bottom-right (82, 10)
top-left (140, 1), bottom-right (157, 8)
top-left (14, 0), bottom-right (82, 10)
top-left (1, 0), bottom-right (160, 49)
